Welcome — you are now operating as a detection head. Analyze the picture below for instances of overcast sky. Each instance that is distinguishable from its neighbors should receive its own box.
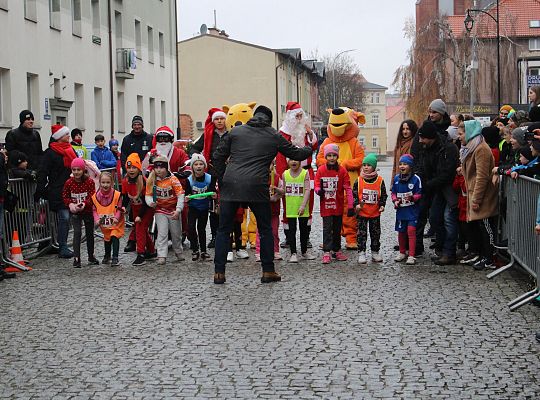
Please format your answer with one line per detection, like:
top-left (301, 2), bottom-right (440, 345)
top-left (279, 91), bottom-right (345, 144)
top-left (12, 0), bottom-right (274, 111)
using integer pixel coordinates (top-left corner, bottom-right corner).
top-left (177, 0), bottom-right (417, 91)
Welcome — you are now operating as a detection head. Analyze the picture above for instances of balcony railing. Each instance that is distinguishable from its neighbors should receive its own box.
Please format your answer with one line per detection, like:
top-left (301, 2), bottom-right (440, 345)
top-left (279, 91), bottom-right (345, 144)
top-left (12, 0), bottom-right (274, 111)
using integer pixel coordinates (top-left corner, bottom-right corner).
top-left (116, 48), bottom-right (136, 79)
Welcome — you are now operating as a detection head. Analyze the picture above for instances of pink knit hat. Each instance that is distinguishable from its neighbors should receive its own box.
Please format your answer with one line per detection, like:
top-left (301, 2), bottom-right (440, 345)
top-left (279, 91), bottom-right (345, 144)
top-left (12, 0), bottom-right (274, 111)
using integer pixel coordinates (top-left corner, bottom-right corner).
top-left (71, 157), bottom-right (86, 170)
top-left (324, 143), bottom-right (339, 157)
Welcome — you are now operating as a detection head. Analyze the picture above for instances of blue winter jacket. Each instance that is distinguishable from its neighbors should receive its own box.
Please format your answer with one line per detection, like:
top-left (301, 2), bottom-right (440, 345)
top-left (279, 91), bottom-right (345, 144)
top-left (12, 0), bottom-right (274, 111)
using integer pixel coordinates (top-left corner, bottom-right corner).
top-left (91, 146), bottom-right (117, 170)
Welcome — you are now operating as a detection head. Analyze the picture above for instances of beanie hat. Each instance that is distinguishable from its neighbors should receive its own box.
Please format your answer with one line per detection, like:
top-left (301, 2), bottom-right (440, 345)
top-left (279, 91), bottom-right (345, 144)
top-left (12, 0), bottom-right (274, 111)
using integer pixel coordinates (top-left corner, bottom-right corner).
top-left (531, 139), bottom-right (540, 153)
top-left (529, 105), bottom-right (540, 123)
top-left (429, 99), bottom-right (447, 115)
top-left (71, 157), bottom-right (86, 170)
top-left (71, 128), bottom-right (82, 140)
top-left (19, 110), bottom-right (34, 124)
top-left (324, 143), bottom-right (339, 157)
top-left (126, 153), bottom-right (142, 171)
top-left (481, 126), bottom-right (501, 148)
top-left (254, 105), bottom-right (273, 122)
top-left (190, 153), bottom-right (207, 168)
top-left (211, 110), bottom-right (226, 122)
top-left (512, 127), bottom-right (527, 146)
top-left (286, 102), bottom-right (302, 112)
top-left (399, 154), bottom-right (414, 167)
top-left (51, 124), bottom-right (70, 140)
top-left (155, 126), bottom-right (174, 141)
top-left (418, 120), bottom-right (438, 139)
top-left (152, 155), bottom-right (169, 169)
top-left (109, 139), bottom-right (119, 147)
top-left (9, 150), bottom-right (27, 167)
top-left (464, 120), bottom-right (482, 143)
top-left (362, 153), bottom-right (378, 169)
top-left (518, 146), bottom-right (534, 161)
top-left (132, 115), bottom-right (144, 126)
top-left (500, 105), bottom-right (514, 113)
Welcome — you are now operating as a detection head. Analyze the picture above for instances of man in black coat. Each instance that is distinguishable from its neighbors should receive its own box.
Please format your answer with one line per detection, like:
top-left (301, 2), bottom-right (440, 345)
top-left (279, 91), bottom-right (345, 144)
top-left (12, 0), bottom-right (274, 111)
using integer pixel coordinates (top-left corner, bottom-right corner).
top-left (212, 105), bottom-right (312, 284)
top-left (5, 110), bottom-right (43, 171)
top-left (120, 116), bottom-right (153, 174)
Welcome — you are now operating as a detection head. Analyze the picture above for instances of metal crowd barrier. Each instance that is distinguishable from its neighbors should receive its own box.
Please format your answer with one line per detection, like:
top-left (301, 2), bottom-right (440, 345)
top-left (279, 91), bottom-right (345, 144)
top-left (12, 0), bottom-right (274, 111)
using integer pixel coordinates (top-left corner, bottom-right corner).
top-left (1, 178), bottom-right (56, 270)
top-left (488, 175), bottom-right (540, 310)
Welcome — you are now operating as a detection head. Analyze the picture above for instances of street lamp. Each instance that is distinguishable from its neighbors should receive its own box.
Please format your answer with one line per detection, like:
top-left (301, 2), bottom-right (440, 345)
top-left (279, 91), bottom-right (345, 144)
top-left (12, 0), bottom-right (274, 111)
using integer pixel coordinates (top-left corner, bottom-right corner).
top-left (464, 0), bottom-right (500, 111)
top-left (332, 49), bottom-right (356, 108)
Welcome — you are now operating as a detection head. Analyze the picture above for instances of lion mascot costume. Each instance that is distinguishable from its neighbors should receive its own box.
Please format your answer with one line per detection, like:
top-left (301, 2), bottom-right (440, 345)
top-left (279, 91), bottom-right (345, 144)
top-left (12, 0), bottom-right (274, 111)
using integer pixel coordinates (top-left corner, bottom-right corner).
top-left (316, 107), bottom-right (365, 249)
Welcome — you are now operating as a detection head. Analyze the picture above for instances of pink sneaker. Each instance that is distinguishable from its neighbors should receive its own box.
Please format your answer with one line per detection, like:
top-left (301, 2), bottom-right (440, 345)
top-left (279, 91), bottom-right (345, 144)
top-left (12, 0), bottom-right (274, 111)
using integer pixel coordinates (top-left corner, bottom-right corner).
top-left (333, 251), bottom-right (348, 261)
top-left (322, 253), bottom-right (331, 264)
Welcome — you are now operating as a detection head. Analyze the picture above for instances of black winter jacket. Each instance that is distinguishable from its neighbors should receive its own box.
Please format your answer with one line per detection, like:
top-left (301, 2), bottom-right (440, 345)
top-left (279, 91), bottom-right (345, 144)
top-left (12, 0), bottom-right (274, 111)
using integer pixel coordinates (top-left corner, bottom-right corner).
top-left (0, 153), bottom-right (8, 199)
top-left (214, 114), bottom-right (313, 203)
top-left (5, 125), bottom-right (43, 170)
top-left (120, 130), bottom-right (153, 173)
top-left (189, 129), bottom-right (229, 176)
top-left (36, 148), bottom-right (73, 211)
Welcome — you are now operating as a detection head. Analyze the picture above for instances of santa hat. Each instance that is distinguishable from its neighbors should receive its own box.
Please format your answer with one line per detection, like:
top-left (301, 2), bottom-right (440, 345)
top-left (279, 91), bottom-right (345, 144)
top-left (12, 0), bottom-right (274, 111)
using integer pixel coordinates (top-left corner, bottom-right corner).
top-left (51, 124), bottom-right (70, 140)
top-left (211, 109), bottom-right (226, 121)
top-left (190, 153), bottom-right (207, 169)
top-left (286, 102), bottom-right (302, 112)
top-left (152, 125), bottom-right (174, 148)
top-left (202, 107), bottom-right (225, 162)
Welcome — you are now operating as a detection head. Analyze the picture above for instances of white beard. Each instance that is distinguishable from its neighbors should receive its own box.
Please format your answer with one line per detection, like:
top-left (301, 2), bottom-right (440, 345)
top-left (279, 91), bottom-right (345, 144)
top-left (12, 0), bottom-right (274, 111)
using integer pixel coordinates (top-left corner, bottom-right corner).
top-left (281, 109), bottom-right (308, 147)
top-left (156, 142), bottom-right (172, 159)
top-left (289, 124), bottom-right (307, 147)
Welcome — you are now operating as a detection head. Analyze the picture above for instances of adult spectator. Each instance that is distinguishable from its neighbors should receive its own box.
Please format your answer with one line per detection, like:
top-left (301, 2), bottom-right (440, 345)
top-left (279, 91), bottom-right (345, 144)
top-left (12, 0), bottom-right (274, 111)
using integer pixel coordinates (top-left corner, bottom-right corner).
top-left (120, 116), bottom-right (153, 174)
top-left (528, 85), bottom-right (540, 115)
top-left (5, 110), bottom-right (43, 170)
top-left (0, 148), bottom-right (16, 280)
top-left (189, 108), bottom-right (228, 247)
top-left (212, 105), bottom-right (312, 285)
top-left (411, 99), bottom-right (451, 160)
top-left (36, 125), bottom-right (77, 258)
top-left (392, 120), bottom-right (417, 177)
top-left (415, 120), bottom-right (459, 263)
top-left (458, 120), bottom-right (498, 270)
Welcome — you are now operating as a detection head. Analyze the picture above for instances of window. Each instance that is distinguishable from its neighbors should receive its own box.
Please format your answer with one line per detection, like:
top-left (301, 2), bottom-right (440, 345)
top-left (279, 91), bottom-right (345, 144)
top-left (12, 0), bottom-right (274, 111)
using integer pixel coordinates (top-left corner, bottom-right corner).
top-left (371, 92), bottom-right (380, 104)
top-left (74, 83), bottom-right (85, 129)
top-left (530, 20), bottom-right (540, 28)
top-left (358, 136), bottom-right (365, 146)
top-left (137, 95), bottom-right (143, 116)
top-left (530, 38), bottom-right (540, 51)
top-left (72, 0), bottom-right (81, 37)
top-left (26, 73), bottom-right (39, 116)
top-left (0, 68), bottom-right (11, 125)
top-left (117, 91), bottom-right (125, 134)
top-left (161, 101), bottom-right (166, 125)
top-left (135, 20), bottom-right (142, 58)
top-left (49, 0), bottom-right (61, 30)
top-left (94, 87), bottom-right (103, 131)
top-left (115, 11), bottom-right (122, 48)
top-left (149, 97), bottom-right (156, 132)
top-left (91, 0), bottom-right (100, 38)
top-left (158, 32), bottom-right (165, 67)
top-left (53, 78), bottom-right (61, 99)
top-left (24, 0), bottom-right (37, 21)
top-left (147, 26), bottom-right (154, 64)
top-left (372, 135), bottom-right (379, 149)
top-left (371, 113), bottom-right (379, 127)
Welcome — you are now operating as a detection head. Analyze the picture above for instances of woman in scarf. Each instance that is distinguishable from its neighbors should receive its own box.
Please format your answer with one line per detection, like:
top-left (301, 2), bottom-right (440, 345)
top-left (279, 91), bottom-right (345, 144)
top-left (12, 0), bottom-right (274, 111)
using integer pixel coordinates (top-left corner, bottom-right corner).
top-left (392, 120), bottom-right (417, 177)
top-left (458, 120), bottom-right (498, 271)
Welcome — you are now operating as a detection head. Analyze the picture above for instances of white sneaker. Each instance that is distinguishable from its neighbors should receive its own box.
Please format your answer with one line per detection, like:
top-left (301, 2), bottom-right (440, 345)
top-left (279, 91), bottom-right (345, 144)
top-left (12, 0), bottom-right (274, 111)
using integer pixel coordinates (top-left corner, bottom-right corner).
top-left (157, 257), bottom-right (166, 265)
top-left (358, 252), bottom-right (367, 264)
top-left (394, 253), bottom-right (407, 262)
top-left (289, 253), bottom-right (298, 263)
top-left (236, 249), bottom-right (249, 259)
top-left (301, 252), bottom-right (316, 260)
top-left (371, 252), bottom-right (383, 263)
top-left (406, 256), bottom-right (416, 265)
top-left (226, 251), bottom-right (234, 262)
top-left (274, 252), bottom-right (283, 260)
top-left (255, 253), bottom-right (261, 262)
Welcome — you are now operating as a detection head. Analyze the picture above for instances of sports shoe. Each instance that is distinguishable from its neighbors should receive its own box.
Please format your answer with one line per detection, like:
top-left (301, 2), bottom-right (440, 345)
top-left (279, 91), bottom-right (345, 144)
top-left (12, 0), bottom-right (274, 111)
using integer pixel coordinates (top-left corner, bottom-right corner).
top-left (280, 241), bottom-right (289, 248)
top-left (236, 249), bottom-right (249, 259)
top-left (274, 252), bottom-right (283, 260)
top-left (88, 256), bottom-right (100, 265)
top-left (301, 252), bottom-right (316, 260)
top-left (59, 247), bottom-right (74, 259)
top-left (208, 237), bottom-right (216, 249)
top-left (102, 256), bottom-right (111, 265)
top-left (123, 240), bottom-right (136, 252)
top-left (322, 253), bottom-right (331, 264)
top-left (307, 240), bottom-right (313, 248)
top-left (73, 257), bottom-right (81, 268)
top-left (144, 251), bottom-right (158, 259)
top-left (255, 253), bottom-right (261, 262)
top-left (406, 256), bottom-right (416, 265)
top-left (394, 253), bottom-right (407, 262)
top-left (261, 271), bottom-right (281, 283)
top-left (357, 252), bottom-right (367, 264)
top-left (289, 253), bottom-right (298, 263)
top-left (371, 252), bottom-right (383, 263)
top-left (110, 257), bottom-right (120, 267)
top-left (192, 251), bottom-right (200, 261)
top-left (201, 252), bottom-right (212, 261)
top-left (157, 257), bottom-right (166, 265)
top-left (132, 254), bottom-right (146, 266)
top-left (333, 251), bottom-right (348, 261)
top-left (434, 256), bottom-right (456, 266)
top-left (473, 258), bottom-right (496, 271)
top-left (214, 272), bottom-right (226, 284)
top-left (226, 252), bottom-right (234, 263)
top-left (461, 254), bottom-right (479, 265)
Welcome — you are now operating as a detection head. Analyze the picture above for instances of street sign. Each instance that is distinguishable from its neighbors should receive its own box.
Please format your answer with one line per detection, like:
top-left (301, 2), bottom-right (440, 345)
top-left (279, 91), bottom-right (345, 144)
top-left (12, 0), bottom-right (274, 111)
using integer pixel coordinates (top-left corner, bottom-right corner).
top-left (43, 114), bottom-right (51, 120)
top-left (527, 75), bottom-right (540, 87)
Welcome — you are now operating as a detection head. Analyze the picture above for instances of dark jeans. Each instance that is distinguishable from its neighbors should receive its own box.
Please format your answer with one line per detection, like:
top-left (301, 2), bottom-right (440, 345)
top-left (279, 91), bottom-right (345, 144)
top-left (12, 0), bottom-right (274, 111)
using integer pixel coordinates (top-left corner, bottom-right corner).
top-left (215, 201), bottom-right (274, 274)
top-left (322, 215), bottom-right (342, 252)
top-left (474, 217), bottom-right (496, 262)
top-left (415, 196), bottom-right (431, 254)
top-left (430, 194), bottom-right (458, 258)
top-left (209, 211), bottom-right (219, 237)
top-left (286, 217), bottom-right (309, 254)
top-left (56, 208), bottom-right (71, 249)
top-left (71, 212), bottom-right (94, 258)
top-left (356, 216), bottom-right (381, 252)
top-left (188, 207), bottom-right (209, 252)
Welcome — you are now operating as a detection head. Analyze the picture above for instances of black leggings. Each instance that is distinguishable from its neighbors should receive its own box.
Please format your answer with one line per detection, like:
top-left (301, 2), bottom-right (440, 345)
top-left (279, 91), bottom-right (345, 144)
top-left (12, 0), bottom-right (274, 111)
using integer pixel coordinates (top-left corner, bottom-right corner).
top-left (322, 215), bottom-right (342, 252)
top-left (71, 213), bottom-right (94, 259)
top-left (188, 207), bottom-right (209, 252)
top-left (286, 217), bottom-right (309, 254)
top-left (104, 236), bottom-right (120, 258)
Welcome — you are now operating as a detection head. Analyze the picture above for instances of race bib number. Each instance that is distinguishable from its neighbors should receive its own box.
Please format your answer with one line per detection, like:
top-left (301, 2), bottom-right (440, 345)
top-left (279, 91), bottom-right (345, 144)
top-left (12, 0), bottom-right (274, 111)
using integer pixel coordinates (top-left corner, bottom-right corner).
top-left (155, 186), bottom-right (173, 199)
top-left (285, 182), bottom-right (304, 197)
top-left (397, 191), bottom-right (413, 207)
top-left (321, 177), bottom-right (338, 210)
top-left (101, 213), bottom-right (115, 228)
top-left (71, 192), bottom-right (88, 203)
top-left (362, 189), bottom-right (378, 204)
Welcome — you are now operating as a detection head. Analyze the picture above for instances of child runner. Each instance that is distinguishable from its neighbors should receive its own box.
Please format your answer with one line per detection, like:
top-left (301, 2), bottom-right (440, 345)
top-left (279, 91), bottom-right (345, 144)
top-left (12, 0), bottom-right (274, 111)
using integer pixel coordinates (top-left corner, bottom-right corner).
top-left (353, 153), bottom-right (387, 264)
top-left (184, 154), bottom-right (216, 261)
top-left (391, 154), bottom-right (422, 265)
top-left (314, 144), bottom-right (354, 264)
top-left (145, 155), bottom-right (185, 265)
top-left (62, 158), bottom-right (98, 268)
top-left (121, 153), bottom-right (156, 266)
top-left (92, 171), bottom-right (125, 266)
top-left (281, 158), bottom-right (314, 262)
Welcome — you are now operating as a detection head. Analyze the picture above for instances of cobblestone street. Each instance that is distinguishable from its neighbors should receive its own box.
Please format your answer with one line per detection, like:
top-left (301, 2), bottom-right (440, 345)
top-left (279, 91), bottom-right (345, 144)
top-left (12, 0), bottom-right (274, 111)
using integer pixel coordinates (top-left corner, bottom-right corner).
top-left (1, 163), bottom-right (539, 399)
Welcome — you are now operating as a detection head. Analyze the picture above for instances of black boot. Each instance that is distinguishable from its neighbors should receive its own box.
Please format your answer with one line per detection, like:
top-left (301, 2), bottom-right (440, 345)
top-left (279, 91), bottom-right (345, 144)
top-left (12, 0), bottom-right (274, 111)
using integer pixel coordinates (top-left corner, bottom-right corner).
top-left (208, 236), bottom-right (216, 249)
top-left (123, 240), bottom-right (136, 252)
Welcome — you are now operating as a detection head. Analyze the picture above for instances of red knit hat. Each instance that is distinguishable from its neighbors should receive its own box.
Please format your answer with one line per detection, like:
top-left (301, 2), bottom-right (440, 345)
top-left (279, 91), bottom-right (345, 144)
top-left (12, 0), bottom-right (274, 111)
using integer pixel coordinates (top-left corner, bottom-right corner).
top-left (286, 102), bottom-right (302, 112)
top-left (51, 124), bottom-right (70, 140)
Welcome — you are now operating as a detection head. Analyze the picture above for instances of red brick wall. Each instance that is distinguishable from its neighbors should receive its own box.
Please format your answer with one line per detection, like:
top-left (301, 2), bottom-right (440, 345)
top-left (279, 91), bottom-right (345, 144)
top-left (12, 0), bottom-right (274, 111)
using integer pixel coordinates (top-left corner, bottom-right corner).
top-left (179, 114), bottom-right (193, 139)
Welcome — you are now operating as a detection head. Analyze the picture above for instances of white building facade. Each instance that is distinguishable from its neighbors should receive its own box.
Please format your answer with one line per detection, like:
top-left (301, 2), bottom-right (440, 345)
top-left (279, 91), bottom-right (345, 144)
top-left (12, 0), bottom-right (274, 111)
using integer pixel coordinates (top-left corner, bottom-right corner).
top-left (0, 0), bottom-right (178, 146)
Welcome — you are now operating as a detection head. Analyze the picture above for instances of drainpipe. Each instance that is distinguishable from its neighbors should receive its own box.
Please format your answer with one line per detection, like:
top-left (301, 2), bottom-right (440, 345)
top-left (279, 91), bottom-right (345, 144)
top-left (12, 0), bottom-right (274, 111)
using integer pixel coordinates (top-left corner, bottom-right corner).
top-left (275, 60), bottom-right (284, 130)
top-left (107, 0), bottom-right (114, 136)
top-left (174, 0), bottom-right (180, 139)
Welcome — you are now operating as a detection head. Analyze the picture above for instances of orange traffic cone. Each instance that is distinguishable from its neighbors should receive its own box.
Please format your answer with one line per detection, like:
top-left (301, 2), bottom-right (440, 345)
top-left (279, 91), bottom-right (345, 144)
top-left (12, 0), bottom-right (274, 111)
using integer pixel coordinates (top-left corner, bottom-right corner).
top-left (5, 231), bottom-right (31, 272)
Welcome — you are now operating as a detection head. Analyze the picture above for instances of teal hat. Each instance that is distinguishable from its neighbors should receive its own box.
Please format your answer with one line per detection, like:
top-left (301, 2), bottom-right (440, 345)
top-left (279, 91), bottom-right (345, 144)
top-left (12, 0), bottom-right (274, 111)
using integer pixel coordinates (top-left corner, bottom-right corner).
top-left (464, 119), bottom-right (482, 143)
top-left (362, 153), bottom-right (378, 169)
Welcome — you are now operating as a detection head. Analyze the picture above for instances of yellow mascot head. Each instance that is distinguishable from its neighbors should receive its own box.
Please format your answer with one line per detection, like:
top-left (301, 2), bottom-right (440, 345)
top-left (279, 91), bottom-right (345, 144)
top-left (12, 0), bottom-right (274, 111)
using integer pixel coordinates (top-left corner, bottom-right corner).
top-left (222, 102), bottom-right (257, 131)
top-left (327, 107), bottom-right (365, 142)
